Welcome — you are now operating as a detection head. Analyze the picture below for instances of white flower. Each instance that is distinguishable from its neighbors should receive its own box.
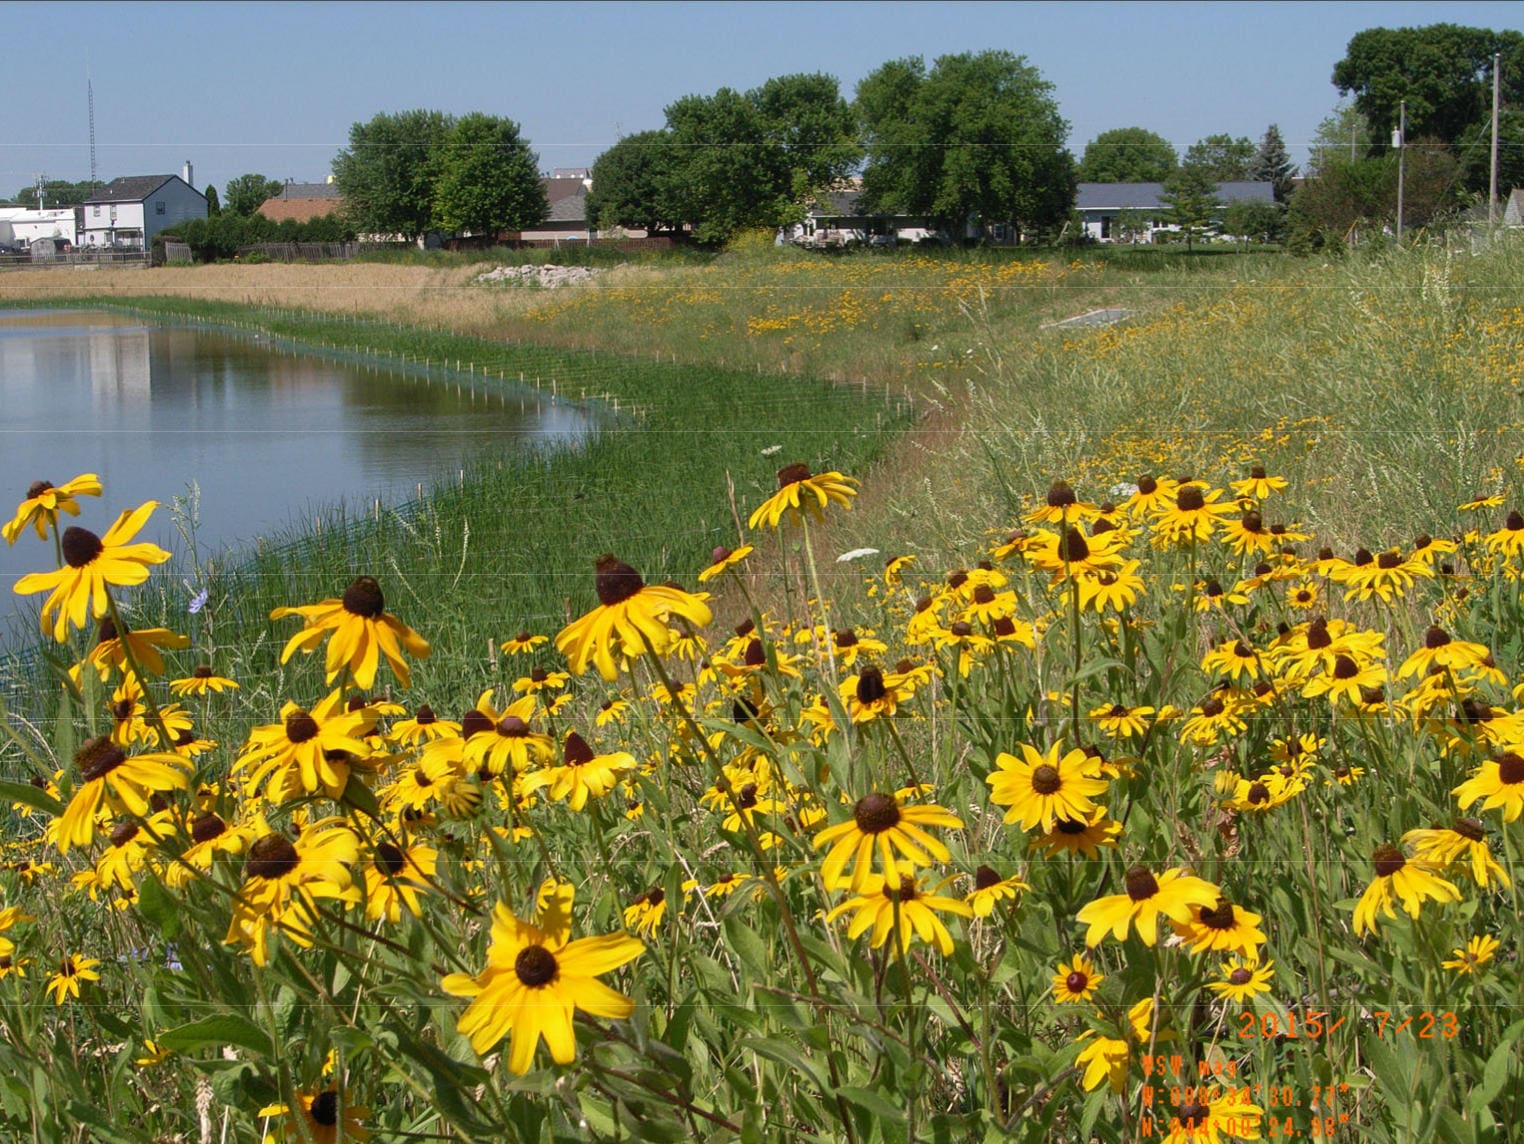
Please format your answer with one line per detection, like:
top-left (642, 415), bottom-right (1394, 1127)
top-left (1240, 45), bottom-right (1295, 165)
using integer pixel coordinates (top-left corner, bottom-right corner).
top-left (836, 547), bottom-right (880, 564)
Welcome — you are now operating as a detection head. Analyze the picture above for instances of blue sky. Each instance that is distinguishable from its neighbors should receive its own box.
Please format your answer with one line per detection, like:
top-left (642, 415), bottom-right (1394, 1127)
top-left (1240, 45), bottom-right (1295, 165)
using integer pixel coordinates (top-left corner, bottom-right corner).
top-left (4, 1), bottom-right (1522, 198)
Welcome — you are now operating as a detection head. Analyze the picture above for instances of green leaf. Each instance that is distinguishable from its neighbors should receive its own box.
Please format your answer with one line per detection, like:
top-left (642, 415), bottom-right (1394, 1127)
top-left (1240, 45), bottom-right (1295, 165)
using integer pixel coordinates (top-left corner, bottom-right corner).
top-left (724, 915), bottom-right (770, 980)
top-left (67, 1101), bottom-right (151, 1143)
top-left (135, 876), bottom-right (182, 940)
top-left (0, 779), bottom-right (62, 818)
top-left (339, 772), bottom-right (381, 819)
top-left (744, 1035), bottom-right (827, 1091)
top-left (838, 1085), bottom-right (907, 1125)
top-left (158, 1014), bottom-right (273, 1057)
top-left (1469, 1020), bottom-right (1524, 1113)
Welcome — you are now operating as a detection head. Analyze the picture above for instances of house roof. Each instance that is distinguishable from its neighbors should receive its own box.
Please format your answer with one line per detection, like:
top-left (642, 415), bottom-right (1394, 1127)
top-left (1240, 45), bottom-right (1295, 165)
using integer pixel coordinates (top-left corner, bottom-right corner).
top-left (543, 177), bottom-right (587, 204)
top-left (544, 192), bottom-right (588, 224)
top-left (258, 198), bottom-right (344, 223)
top-left (84, 175), bottom-right (194, 205)
top-left (1076, 181), bottom-right (1275, 211)
top-left (268, 182), bottom-right (343, 201)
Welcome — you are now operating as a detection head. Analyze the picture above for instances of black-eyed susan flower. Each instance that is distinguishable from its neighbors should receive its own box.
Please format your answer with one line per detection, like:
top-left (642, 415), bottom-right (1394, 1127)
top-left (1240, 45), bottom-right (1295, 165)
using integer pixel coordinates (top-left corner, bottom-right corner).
top-left (522, 731), bottom-right (634, 811)
top-left (1200, 638), bottom-right (1262, 683)
top-left (555, 554), bottom-right (712, 681)
top-left (1159, 1086), bottom-right (1265, 1143)
top-left (697, 544), bottom-right (754, 582)
top-left (45, 954), bottom-right (101, 1005)
top-left (238, 689), bottom-right (376, 802)
top-left (512, 667), bottom-right (570, 696)
top-left (460, 691), bottom-right (555, 778)
top-left (1403, 819), bottom-right (1511, 889)
top-left (133, 1040), bottom-right (171, 1069)
top-left (814, 790), bottom-right (963, 892)
top-left (501, 630), bottom-right (547, 656)
top-left (1075, 998), bottom-right (1169, 1093)
top-left (1023, 479), bottom-right (1099, 526)
top-left (3, 474), bottom-right (103, 545)
top-left (1052, 953), bottom-right (1103, 1004)
top-left (1397, 625), bottom-right (1491, 679)
top-left (387, 704), bottom-right (460, 747)
top-left (1442, 934), bottom-right (1500, 975)
top-left (964, 865), bottom-right (1029, 916)
top-left (747, 463), bottom-right (859, 530)
top-left (165, 810), bottom-right (252, 889)
top-left (1089, 703), bottom-right (1155, 740)
top-left (1333, 548), bottom-right (1432, 602)
top-left (167, 662), bottom-right (239, 697)
top-left (226, 821), bottom-right (360, 965)
top-left (362, 837), bottom-right (438, 923)
top-left (1300, 654), bottom-right (1387, 707)
top-left (1221, 510), bottom-right (1277, 557)
top-left (1123, 474), bottom-right (1177, 519)
top-left (824, 865), bottom-right (972, 956)
top-left (1351, 844), bottom-right (1462, 938)
top-left (1031, 806), bottom-right (1124, 858)
top-left (13, 502), bottom-right (171, 642)
top-left (260, 1088), bottom-right (370, 1144)
top-left (441, 898), bottom-right (643, 1072)
top-left (56, 737), bottom-right (193, 854)
top-left (72, 618), bottom-right (189, 686)
top-left (1229, 464), bottom-right (1288, 501)
top-left (1178, 694), bottom-right (1246, 747)
top-left (1171, 898), bottom-right (1266, 958)
top-left (1453, 751), bottom-right (1524, 823)
top-left (1149, 484), bottom-right (1237, 546)
top-left (1459, 493), bottom-right (1505, 511)
top-left (987, 742), bottom-right (1109, 833)
top-left (1076, 560), bottom-right (1145, 613)
top-left (1076, 865), bottom-right (1220, 948)
top-left (623, 887), bottom-right (667, 938)
top-left (1204, 955), bottom-right (1275, 1004)
top-left (271, 576), bottom-right (430, 690)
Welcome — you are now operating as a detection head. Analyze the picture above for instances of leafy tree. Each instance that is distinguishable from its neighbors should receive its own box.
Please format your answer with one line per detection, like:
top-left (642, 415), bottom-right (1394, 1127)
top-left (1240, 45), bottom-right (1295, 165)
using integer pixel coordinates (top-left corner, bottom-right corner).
top-left (1160, 158), bottom-right (1223, 249)
top-left (753, 73), bottom-right (861, 202)
top-left (432, 113), bottom-right (546, 237)
top-left (332, 109), bottom-right (455, 241)
top-left (1250, 125), bottom-right (1297, 202)
top-left (857, 50), bottom-right (1075, 240)
top-left (1076, 127), bottom-right (1177, 183)
top-left (585, 131), bottom-right (683, 233)
top-left (1183, 134), bottom-right (1255, 181)
top-left (1455, 108), bottom-right (1524, 197)
top-left (663, 87), bottom-right (786, 244)
top-left (14, 180), bottom-right (97, 208)
top-left (1219, 199), bottom-right (1286, 244)
top-left (203, 184), bottom-right (220, 215)
top-left (222, 174), bottom-right (284, 216)
top-left (1306, 103), bottom-right (1376, 178)
top-left (1333, 24), bottom-right (1524, 147)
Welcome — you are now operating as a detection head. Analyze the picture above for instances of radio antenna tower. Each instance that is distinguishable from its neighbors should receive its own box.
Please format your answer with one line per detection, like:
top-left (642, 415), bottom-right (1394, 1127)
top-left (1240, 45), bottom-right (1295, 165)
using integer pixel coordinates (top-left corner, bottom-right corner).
top-left (87, 71), bottom-right (98, 192)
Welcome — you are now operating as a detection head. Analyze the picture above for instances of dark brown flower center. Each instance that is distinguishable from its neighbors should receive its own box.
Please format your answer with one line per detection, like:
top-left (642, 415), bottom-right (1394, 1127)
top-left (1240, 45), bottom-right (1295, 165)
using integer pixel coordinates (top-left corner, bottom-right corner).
top-left (594, 554), bottom-right (644, 606)
top-left (1377, 550), bottom-right (1400, 569)
top-left (1046, 480), bottom-right (1076, 508)
top-left (61, 526), bottom-right (104, 568)
top-left (1452, 817), bottom-right (1486, 842)
top-left (776, 462), bottom-right (811, 489)
top-left (95, 617), bottom-right (119, 644)
top-left (1199, 900), bottom-right (1236, 930)
top-left (1509, 511), bottom-right (1524, 531)
top-left (1233, 641), bottom-right (1253, 658)
top-left (375, 842), bottom-right (406, 876)
top-left (1250, 465), bottom-right (1267, 479)
top-left (75, 737), bottom-right (127, 782)
top-left (743, 638), bottom-right (766, 667)
top-left (112, 698), bottom-right (136, 722)
top-left (191, 813), bottom-right (227, 844)
top-left (341, 576), bottom-right (384, 618)
top-left (856, 667), bottom-right (888, 705)
top-left (514, 944), bottom-right (558, 987)
top-left (1229, 968), bottom-right (1253, 986)
top-left (310, 1091), bottom-right (339, 1127)
top-left (1200, 697), bottom-right (1225, 718)
top-left (1031, 764), bottom-right (1062, 795)
top-left (1424, 626), bottom-right (1450, 649)
top-left (853, 792), bottom-right (901, 834)
top-left (711, 546), bottom-right (732, 564)
top-left (109, 821), bottom-right (139, 848)
top-left (1175, 486), bottom-right (1205, 512)
top-left (461, 709), bottom-right (494, 738)
top-left (1176, 1101), bottom-right (1209, 1128)
top-left (1353, 547), bottom-right (1373, 566)
top-left (1062, 527), bottom-right (1090, 563)
top-left (26, 479), bottom-right (54, 499)
top-left (189, 664), bottom-right (214, 680)
top-left (285, 710), bottom-right (320, 744)
top-left (946, 569), bottom-right (968, 590)
top-left (974, 865), bottom-right (1002, 891)
top-left (1056, 818), bottom-right (1088, 834)
top-left (1332, 655), bottom-right (1360, 680)
top-left (736, 783), bottom-right (759, 810)
top-left (1498, 753), bottom-right (1524, 785)
top-left (992, 617), bottom-right (1018, 637)
top-left (834, 629), bottom-right (859, 648)
top-left (1124, 866), bottom-right (1160, 901)
top-left (1247, 781), bottom-right (1271, 804)
top-left (1137, 475), bottom-right (1157, 495)
top-left (1065, 971), bottom-right (1089, 994)
top-left (949, 621), bottom-right (973, 638)
top-left (563, 731), bottom-right (596, 767)
top-left (245, 834), bottom-right (300, 880)
top-left (1372, 844), bottom-right (1405, 878)
top-left (972, 584), bottom-right (996, 606)
top-left (496, 715), bottom-right (528, 737)
top-left (414, 704), bottom-right (436, 725)
top-left (1306, 619), bottom-right (1332, 650)
top-left (1240, 511), bottom-right (1263, 533)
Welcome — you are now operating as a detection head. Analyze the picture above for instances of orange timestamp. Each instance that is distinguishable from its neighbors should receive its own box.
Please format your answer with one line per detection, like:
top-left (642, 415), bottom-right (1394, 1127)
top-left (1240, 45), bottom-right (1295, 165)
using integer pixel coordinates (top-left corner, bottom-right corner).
top-left (1138, 1083), bottom-right (1355, 1139)
top-left (1233, 1009), bottom-right (1460, 1039)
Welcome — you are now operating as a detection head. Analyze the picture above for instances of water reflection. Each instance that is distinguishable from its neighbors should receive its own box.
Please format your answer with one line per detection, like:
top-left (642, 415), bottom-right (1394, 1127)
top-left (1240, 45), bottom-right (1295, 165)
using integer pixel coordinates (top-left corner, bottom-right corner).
top-left (0, 311), bottom-right (596, 644)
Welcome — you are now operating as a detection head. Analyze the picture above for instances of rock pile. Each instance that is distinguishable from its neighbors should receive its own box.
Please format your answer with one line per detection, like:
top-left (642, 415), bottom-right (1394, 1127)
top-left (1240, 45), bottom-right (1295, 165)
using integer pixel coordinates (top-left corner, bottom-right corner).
top-left (475, 264), bottom-right (605, 288)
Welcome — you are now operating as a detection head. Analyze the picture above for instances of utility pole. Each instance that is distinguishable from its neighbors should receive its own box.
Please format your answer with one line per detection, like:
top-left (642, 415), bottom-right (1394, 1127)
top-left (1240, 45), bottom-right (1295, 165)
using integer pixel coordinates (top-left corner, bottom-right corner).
top-left (1394, 100), bottom-right (1406, 243)
top-left (1491, 52), bottom-right (1502, 228)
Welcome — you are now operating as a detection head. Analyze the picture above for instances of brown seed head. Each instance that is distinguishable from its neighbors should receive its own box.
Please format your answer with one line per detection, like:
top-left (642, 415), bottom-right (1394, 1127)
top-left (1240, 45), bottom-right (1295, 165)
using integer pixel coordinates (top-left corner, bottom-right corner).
top-left (374, 842), bottom-right (406, 876)
top-left (245, 834), bottom-right (300, 881)
top-left (285, 709), bottom-right (320, 744)
top-left (1137, 475), bottom-right (1157, 494)
top-left (341, 576), bottom-right (384, 618)
top-left (563, 731), bottom-right (596, 767)
top-left (855, 666), bottom-right (887, 705)
top-left (310, 1091), bottom-right (339, 1127)
top-left (1175, 486), bottom-right (1205, 512)
top-left (514, 944), bottom-right (558, 987)
top-left (776, 462), bottom-right (811, 488)
top-left (974, 865), bottom-right (1002, 891)
top-left (75, 737), bottom-right (126, 782)
top-left (1198, 900), bottom-right (1237, 930)
top-left (25, 480), bottom-right (54, 499)
top-left (191, 813), bottom-right (227, 844)
top-left (1031, 764), bottom-right (1062, 795)
top-left (853, 792), bottom-right (901, 834)
top-left (61, 526), bottom-right (104, 568)
top-left (1497, 753), bottom-right (1524, 784)
top-left (1452, 817), bottom-right (1486, 842)
top-left (1124, 865), bottom-right (1160, 902)
top-left (1046, 480), bottom-right (1076, 508)
top-left (594, 554), bottom-right (645, 606)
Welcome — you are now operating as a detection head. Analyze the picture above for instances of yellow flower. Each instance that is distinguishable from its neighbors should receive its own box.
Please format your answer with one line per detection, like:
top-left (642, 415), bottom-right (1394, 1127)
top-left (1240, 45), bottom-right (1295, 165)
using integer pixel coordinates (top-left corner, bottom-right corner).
top-left (555, 554), bottom-right (712, 681)
top-left (73, 619), bottom-right (189, 686)
top-left (1205, 955), bottom-right (1275, 1003)
top-left (1170, 898), bottom-right (1266, 958)
top-left (520, 731), bottom-right (633, 811)
top-left (442, 897), bottom-right (643, 1072)
top-left (1351, 844), bottom-right (1461, 938)
top-left (270, 576), bottom-right (430, 690)
top-left (1442, 934), bottom-right (1499, 975)
top-left (13, 501), bottom-right (170, 642)
top-left (623, 887), bottom-right (667, 938)
top-left (1452, 751), bottom-right (1524, 823)
top-left (362, 837), bottom-right (438, 923)
top-left (2, 473), bottom-right (102, 544)
top-left (260, 1088), bottom-right (370, 1143)
top-left (167, 663), bottom-right (240, 696)
top-left (56, 737), bottom-right (193, 854)
top-left (697, 544), bottom-right (754, 582)
top-left (1229, 465), bottom-right (1288, 501)
top-left (813, 791), bottom-right (963, 892)
top-left (1076, 865), bottom-right (1220, 947)
top-left (747, 463), bottom-right (859, 530)
top-left (987, 742), bottom-right (1109, 833)
top-left (825, 865), bottom-right (973, 956)
top-left (1402, 820), bottom-right (1511, 889)
top-left (1052, 954), bottom-right (1103, 1003)
top-left (964, 865), bottom-right (1029, 917)
top-left (237, 689), bottom-right (377, 801)
top-left (46, 954), bottom-right (101, 1005)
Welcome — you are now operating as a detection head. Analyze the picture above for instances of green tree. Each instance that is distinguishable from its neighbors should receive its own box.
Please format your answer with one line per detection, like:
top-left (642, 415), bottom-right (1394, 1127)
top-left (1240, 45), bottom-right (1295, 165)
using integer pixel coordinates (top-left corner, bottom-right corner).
top-left (1183, 134), bottom-right (1256, 181)
top-left (754, 73), bottom-right (861, 202)
top-left (203, 184), bottom-right (221, 215)
top-left (1076, 127), bottom-right (1177, 183)
top-left (222, 173), bottom-right (284, 216)
top-left (432, 113), bottom-right (547, 237)
top-left (332, 109), bottom-right (455, 241)
top-left (1160, 158), bottom-right (1223, 249)
top-left (857, 50), bottom-right (1075, 240)
top-left (15, 179), bottom-right (97, 208)
top-left (585, 131), bottom-right (683, 234)
top-left (1332, 24), bottom-right (1524, 147)
top-left (1306, 103), bottom-right (1376, 177)
top-left (1250, 125), bottom-right (1297, 201)
top-left (1219, 199), bottom-right (1286, 244)
top-left (1455, 109), bottom-right (1524, 197)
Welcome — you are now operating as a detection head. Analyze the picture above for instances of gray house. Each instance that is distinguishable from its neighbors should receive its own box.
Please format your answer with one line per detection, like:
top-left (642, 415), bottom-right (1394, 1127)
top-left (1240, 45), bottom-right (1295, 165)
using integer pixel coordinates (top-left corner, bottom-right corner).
top-left (81, 170), bottom-right (207, 250)
top-left (1077, 181), bottom-right (1275, 243)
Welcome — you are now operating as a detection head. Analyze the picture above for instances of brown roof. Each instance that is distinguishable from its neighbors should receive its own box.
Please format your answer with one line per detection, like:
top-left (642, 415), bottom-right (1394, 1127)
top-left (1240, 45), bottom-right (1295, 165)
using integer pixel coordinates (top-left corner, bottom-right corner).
top-left (543, 177), bottom-right (586, 203)
top-left (258, 197), bottom-right (344, 223)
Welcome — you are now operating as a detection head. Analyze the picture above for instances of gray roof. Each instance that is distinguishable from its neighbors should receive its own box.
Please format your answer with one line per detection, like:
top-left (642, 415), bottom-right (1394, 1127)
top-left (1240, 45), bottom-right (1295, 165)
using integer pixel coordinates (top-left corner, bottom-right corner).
top-left (271, 182), bottom-right (343, 200)
top-left (1076, 181), bottom-right (1275, 211)
top-left (545, 192), bottom-right (588, 224)
top-left (85, 175), bottom-right (190, 205)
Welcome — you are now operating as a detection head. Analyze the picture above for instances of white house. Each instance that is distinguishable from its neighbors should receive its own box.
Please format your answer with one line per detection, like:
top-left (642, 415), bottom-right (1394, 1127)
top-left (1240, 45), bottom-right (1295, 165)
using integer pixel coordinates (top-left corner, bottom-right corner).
top-left (80, 166), bottom-right (206, 250)
top-left (1076, 181), bottom-right (1276, 243)
top-left (0, 207), bottom-right (80, 247)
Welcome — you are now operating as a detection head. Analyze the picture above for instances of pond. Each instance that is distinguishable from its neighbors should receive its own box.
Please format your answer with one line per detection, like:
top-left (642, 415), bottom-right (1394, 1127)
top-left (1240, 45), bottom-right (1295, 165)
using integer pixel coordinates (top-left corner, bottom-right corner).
top-left (0, 310), bottom-right (596, 645)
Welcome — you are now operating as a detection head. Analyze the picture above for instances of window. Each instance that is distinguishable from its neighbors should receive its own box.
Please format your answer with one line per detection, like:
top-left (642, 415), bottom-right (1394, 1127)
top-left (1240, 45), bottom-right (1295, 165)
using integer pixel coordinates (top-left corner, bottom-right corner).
top-left (93, 206), bottom-right (101, 217)
top-left (155, 201), bottom-right (165, 215)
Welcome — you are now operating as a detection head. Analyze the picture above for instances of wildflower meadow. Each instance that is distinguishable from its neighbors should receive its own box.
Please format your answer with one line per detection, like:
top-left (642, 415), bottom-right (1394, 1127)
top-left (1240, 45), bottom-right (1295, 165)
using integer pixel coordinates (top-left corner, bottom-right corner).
top-left (0, 240), bottom-right (1521, 1143)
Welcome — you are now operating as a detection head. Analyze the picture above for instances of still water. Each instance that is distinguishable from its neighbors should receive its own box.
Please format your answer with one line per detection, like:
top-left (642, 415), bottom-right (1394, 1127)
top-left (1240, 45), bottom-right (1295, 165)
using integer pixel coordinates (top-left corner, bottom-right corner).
top-left (0, 310), bottom-right (593, 642)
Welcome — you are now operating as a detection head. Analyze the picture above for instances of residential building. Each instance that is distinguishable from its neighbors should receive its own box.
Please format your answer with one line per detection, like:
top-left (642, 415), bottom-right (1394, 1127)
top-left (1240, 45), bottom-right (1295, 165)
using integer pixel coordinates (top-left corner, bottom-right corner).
top-left (258, 181), bottom-right (345, 224)
top-left (0, 206), bottom-right (79, 248)
top-left (1077, 181), bottom-right (1275, 243)
top-left (80, 166), bottom-right (206, 250)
